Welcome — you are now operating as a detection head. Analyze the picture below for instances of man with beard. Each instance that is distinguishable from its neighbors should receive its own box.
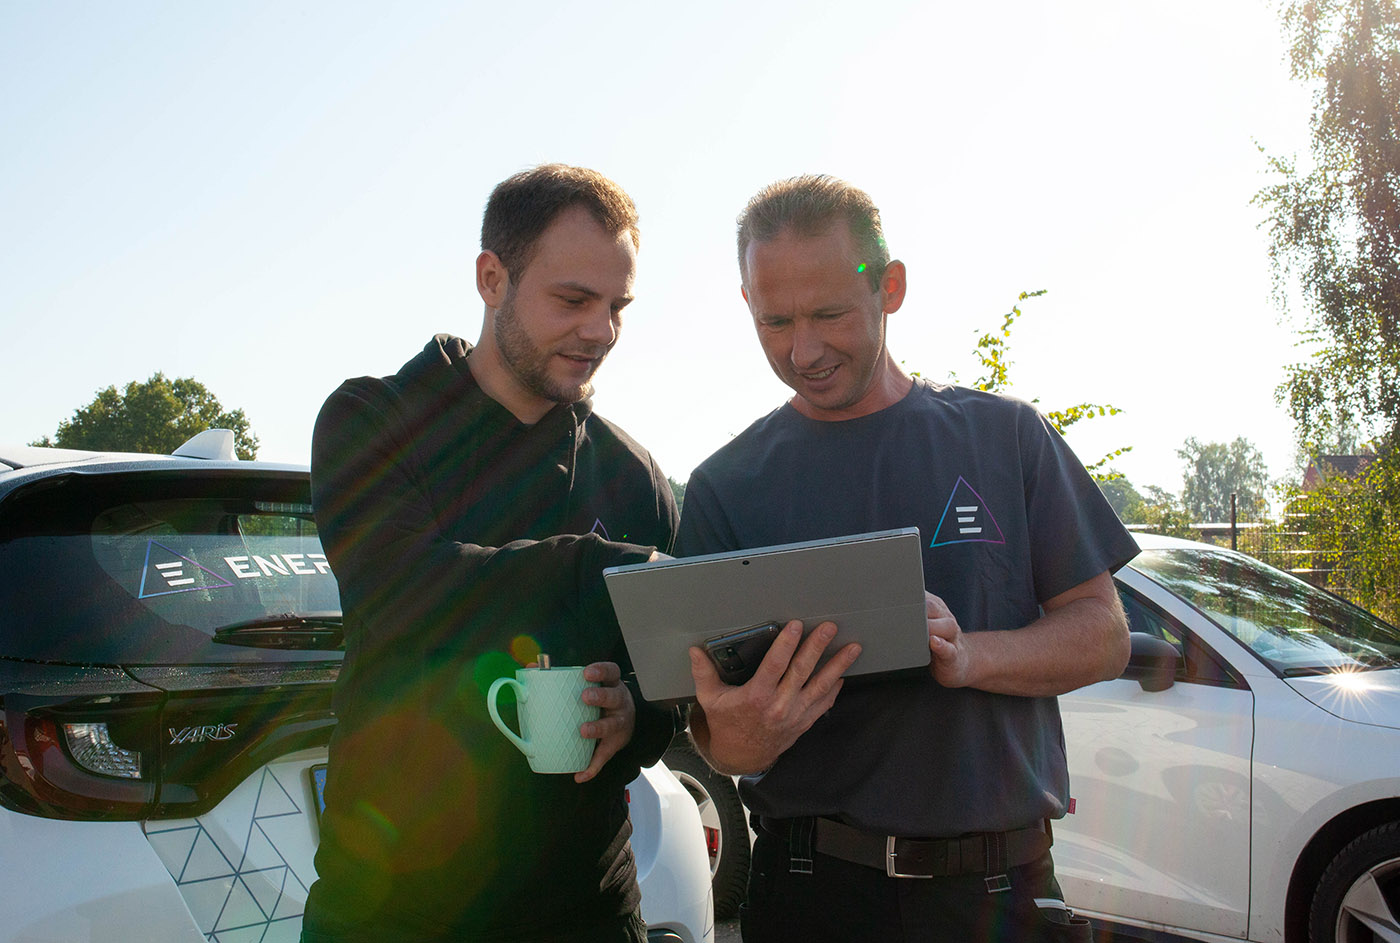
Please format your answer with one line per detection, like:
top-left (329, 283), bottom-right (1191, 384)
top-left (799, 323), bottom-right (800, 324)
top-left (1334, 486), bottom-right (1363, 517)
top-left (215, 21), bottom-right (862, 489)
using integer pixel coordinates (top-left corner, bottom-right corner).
top-left (303, 165), bottom-right (679, 943)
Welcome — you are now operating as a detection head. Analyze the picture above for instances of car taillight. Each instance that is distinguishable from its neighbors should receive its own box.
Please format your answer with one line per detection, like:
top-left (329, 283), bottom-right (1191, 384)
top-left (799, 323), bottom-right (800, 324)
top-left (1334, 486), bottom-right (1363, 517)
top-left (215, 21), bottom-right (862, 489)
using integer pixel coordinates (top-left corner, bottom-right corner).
top-left (64, 722), bottom-right (142, 778)
top-left (0, 712), bottom-right (157, 819)
top-left (0, 662), bottom-right (162, 820)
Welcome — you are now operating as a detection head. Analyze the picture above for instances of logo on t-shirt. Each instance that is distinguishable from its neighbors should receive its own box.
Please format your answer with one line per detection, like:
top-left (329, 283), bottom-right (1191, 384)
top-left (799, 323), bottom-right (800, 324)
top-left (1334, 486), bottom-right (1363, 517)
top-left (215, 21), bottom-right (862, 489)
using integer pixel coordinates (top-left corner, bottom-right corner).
top-left (930, 477), bottom-right (1006, 548)
top-left (589, 518), bottom-right (611, 540)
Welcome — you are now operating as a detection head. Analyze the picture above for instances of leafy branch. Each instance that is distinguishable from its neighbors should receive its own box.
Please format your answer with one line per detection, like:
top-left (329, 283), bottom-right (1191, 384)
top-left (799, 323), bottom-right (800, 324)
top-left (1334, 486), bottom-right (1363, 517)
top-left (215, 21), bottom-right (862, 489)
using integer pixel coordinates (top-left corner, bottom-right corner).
top-left (969, 290), bottom-right (1132, 479)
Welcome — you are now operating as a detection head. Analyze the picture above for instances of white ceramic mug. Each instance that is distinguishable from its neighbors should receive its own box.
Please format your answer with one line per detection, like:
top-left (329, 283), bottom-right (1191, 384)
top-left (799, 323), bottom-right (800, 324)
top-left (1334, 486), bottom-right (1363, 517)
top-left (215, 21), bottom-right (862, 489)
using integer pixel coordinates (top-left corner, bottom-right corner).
top-left (487, 665), bottom-right (600, 774)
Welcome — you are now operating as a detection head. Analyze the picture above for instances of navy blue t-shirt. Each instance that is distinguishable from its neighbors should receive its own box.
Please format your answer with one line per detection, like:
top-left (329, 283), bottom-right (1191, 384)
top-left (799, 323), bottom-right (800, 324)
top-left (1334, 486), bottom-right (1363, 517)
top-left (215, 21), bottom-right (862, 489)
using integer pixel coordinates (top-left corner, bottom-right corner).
top-left (677, 380), bottom-right (1138, 835)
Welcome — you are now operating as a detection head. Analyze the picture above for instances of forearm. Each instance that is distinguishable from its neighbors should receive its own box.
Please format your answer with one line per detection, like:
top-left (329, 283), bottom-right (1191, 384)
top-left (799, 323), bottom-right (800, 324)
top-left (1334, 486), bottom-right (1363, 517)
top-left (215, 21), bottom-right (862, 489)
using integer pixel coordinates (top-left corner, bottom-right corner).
top-left (314, 387), bottom-right (657, 656)
top-left (958, 594), bottom-right (1130, 697)
top-left (333, 528), bottom-right (643, 653)
top-left (622, 685), bottom-right (683, 768)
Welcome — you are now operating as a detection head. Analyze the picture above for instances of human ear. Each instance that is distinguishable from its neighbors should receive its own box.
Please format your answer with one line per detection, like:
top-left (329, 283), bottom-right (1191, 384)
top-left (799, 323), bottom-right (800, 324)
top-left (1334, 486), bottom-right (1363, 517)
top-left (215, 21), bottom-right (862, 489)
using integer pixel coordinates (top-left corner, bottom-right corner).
top-left (476, 251), bottom-right (509, 308)
top-left (880, 260), bottom-right (907, 314)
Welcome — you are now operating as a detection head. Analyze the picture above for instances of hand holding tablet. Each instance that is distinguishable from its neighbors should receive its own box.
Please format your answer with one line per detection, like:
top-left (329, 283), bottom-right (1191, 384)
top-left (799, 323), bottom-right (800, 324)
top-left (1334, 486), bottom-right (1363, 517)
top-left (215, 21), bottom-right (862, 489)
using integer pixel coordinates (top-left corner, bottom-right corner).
top-left (603, 528), bottom-right (930, 705)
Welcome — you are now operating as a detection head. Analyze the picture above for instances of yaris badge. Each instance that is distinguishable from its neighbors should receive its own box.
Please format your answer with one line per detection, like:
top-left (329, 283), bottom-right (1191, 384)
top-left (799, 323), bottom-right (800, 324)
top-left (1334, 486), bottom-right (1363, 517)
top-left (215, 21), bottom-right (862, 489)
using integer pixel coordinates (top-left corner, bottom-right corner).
top-left (168, 724), bottom-right (238, 745)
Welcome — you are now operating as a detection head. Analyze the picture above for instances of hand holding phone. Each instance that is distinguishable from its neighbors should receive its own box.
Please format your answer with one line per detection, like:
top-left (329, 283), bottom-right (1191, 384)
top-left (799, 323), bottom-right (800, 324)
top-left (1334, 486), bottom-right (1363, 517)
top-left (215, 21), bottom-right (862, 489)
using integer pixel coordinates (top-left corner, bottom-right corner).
top-left (702, 622), bottom-right (783, 686)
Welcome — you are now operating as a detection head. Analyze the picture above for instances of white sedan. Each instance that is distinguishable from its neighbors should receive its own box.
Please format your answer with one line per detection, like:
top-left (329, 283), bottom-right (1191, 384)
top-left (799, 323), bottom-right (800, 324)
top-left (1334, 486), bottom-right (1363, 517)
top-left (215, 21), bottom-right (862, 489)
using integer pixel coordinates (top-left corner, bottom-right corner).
top-left (684, 533), bottom-right (1400, 943)
top-left (1057, 533), bottom-right (1400, 943)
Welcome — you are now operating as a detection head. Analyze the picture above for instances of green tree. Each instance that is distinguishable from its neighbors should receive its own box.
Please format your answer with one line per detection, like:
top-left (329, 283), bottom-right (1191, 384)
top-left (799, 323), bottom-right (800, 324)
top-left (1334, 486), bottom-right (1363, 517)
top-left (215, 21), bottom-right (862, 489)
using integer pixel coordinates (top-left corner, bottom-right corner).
top-left (1285, 441), bottom-right (1400, 622)
top-left (1137, 485), bottom-right (1197, 539)
top-left (960, 290), bottom-right (1131, 479)
top-left (1097, 475), bottom-right (1145, 521)
top-left (1250, 0), bottom-right (1400, 618)
top-left (1096, 475), bottom-right (1196, 537)
top-left (1254, 0), bottom-right (1400, 449)
top-left (32, 373), bottom-right (259, 459)
top-left (1177, 437), bottom-right (1271, 521)
top-left (668, 476), bottom-right (687, 513)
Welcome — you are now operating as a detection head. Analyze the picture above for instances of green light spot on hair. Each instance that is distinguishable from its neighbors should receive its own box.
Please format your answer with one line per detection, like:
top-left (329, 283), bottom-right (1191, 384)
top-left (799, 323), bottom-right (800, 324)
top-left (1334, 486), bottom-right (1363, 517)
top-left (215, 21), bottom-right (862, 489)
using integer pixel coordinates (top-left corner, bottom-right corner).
top-left (856, 263), bottom-right (868, 273)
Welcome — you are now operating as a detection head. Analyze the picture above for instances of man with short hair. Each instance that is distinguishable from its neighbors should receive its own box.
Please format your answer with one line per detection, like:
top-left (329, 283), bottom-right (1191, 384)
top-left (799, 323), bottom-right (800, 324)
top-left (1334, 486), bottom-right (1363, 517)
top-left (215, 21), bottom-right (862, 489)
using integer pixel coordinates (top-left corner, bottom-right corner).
top-left (303, 164), bottom-right (679, 943)
top-left (678, 174), bottom-right (1138, 942)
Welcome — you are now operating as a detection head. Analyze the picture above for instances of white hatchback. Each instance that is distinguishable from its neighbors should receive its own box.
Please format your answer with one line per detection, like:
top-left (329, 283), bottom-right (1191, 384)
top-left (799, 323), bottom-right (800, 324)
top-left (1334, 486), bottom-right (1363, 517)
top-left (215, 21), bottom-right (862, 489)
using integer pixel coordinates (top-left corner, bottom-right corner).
top-left (0, 437), bottom-right (713, 943)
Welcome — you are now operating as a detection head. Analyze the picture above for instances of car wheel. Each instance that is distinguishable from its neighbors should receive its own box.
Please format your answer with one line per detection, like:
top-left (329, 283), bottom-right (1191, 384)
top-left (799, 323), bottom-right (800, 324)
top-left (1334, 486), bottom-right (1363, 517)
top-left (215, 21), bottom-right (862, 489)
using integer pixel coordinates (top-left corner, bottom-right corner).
top-left (663, 744), bottom-right (750, 919)
top-left (1309, 821), bottom-right (1400, 942)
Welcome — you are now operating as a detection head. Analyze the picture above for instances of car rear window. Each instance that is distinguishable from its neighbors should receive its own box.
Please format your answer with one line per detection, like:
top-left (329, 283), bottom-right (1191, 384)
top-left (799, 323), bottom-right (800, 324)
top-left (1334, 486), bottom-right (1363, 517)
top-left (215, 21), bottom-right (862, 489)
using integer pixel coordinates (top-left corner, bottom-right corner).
top-left (0, 469), bottom-right (342, 665)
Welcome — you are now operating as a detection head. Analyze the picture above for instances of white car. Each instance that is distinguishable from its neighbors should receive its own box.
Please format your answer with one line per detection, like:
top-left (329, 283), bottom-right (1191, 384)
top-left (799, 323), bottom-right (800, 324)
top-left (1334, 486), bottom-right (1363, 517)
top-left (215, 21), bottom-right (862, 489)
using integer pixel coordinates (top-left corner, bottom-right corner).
top-left (681, 533), bottom-right (1400, 943)
top-left (0, 434), bottom-right (713, 943)
top-left (1057, 533), bottom-right (1400, 943)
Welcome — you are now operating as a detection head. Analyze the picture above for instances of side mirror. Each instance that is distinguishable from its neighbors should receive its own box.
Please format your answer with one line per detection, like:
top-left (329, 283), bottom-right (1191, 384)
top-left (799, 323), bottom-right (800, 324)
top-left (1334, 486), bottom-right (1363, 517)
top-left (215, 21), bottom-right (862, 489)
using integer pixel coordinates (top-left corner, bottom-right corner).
top-left (1121, 632), bottom-right (1181, 692)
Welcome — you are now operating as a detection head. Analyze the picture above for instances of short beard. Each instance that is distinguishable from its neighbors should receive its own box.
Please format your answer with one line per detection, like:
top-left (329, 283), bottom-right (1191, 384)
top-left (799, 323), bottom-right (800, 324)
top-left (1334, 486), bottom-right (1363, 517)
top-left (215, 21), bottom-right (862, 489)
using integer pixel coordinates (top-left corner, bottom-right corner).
top-left (494, 285), bottom-right (603, 405)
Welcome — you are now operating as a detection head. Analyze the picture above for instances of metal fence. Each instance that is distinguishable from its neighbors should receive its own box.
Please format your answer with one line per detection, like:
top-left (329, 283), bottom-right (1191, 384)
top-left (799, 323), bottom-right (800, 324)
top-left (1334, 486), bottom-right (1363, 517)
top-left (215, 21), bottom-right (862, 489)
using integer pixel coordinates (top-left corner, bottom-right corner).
top-left (1158, 498), bottom-right (1384, 621)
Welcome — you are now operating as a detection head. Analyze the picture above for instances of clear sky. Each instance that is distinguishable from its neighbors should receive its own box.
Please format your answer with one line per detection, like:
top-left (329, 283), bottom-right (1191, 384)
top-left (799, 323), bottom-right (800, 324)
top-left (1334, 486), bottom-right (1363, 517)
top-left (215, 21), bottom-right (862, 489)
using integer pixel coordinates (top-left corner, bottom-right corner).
top-left (1, 0), bottom-right (1316, 496)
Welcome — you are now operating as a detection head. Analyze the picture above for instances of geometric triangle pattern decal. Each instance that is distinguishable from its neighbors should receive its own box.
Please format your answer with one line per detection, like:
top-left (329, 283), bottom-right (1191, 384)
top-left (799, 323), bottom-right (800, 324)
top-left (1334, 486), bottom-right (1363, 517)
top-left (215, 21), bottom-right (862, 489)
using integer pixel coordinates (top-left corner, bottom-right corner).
top-left (144, 755), bottom-right (320, 941)
top-left (930, 476), bottom-right (1007, 548)
top-left (138, 539), bottom-right (234, 599)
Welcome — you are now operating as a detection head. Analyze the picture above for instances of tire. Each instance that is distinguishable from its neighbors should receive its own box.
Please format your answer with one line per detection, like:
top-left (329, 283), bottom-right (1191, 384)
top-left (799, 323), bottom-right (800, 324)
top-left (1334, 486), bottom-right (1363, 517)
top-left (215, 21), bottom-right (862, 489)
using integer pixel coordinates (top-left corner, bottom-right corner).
top-left (663, 744), bottom-right (751, 919)
top-left (1308, 821), bottom-right (1400, 943)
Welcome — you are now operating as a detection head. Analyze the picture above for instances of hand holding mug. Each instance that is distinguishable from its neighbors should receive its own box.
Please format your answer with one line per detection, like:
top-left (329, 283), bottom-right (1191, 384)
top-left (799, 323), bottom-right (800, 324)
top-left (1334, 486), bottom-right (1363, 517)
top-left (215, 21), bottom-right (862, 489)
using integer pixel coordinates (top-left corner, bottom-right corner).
top-left (487, 657), bottom-right (634, 780)
top-left (574, 660), bottom-right (636, 784)
top-left (488, 658), bottom-right (599, 774)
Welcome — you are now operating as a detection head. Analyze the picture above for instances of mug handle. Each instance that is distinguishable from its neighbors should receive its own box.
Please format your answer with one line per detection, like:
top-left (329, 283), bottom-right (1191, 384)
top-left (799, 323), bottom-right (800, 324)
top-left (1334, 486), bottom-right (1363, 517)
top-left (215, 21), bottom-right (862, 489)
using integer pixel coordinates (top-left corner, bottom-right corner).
top-left (487, 677), bottom-right (531, 757)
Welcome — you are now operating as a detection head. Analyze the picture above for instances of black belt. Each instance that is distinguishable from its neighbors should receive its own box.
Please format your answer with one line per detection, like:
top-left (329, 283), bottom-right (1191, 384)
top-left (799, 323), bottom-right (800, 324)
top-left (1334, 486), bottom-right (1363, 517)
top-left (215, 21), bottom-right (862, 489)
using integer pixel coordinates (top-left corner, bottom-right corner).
top-left (758, 815), bottom-right (1051, 880)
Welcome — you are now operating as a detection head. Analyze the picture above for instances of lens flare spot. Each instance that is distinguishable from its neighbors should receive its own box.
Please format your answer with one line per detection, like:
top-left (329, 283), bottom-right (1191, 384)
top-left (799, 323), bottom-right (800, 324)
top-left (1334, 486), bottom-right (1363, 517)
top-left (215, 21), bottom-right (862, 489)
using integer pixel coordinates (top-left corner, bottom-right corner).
top-left (472, 650), bottom-right (522, 697)
top-left (509, 635), bottom-right (542, 666)
top-left (353, 800), bottom-right (400, 842)
top-left (1329, 670), bottom-right (1375, 693)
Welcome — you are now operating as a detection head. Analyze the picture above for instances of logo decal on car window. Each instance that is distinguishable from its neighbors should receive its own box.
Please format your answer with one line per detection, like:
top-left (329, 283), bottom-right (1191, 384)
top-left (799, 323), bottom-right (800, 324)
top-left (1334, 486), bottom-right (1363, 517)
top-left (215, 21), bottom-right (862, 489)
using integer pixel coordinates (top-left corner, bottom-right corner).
top-left (223, 553), bottom-right (332, 579)
top-left (138, 541), bottom-right (234, 599)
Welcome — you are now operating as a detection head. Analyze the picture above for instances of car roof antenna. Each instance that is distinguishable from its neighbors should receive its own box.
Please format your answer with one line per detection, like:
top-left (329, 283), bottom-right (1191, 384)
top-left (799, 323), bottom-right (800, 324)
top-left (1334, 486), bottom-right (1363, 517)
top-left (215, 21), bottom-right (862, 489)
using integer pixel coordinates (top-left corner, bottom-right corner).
top-left (172, 429), bottom-right (237, 461)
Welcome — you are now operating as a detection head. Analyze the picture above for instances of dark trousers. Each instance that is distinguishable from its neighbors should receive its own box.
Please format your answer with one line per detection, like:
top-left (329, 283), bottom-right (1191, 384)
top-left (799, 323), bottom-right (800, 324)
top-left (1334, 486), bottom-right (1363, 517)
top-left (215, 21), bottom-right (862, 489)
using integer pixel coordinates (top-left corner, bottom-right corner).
top-left (740, 828), bottom-right (1086, 943)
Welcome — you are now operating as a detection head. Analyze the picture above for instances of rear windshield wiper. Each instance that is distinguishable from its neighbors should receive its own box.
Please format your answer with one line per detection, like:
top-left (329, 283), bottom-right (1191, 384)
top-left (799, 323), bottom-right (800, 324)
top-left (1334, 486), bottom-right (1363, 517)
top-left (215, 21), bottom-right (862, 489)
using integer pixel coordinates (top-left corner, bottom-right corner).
top-left (212, 612), bottom-right (344, 651)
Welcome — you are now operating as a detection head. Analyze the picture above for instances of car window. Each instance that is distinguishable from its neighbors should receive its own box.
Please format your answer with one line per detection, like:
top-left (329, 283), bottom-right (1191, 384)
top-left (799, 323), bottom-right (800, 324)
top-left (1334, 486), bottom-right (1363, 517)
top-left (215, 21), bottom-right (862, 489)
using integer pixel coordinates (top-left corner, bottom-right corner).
top-left (1130, 548), bottom-right (1400, 676)
top-left (0, 471), bottom-right (341, 665)
top-left (1117, 582), bottom-right (1240, 686)
top-left (90, 497), bottom-right (335, 631)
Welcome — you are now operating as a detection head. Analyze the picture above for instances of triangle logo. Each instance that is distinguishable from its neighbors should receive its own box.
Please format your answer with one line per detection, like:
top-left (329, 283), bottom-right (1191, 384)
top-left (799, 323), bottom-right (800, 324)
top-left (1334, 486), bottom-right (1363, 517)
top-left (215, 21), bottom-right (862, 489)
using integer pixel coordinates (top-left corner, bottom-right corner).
top-left (589, 518), bottom-right (612, 540)
top-left (930, 477), bottom-right (1007, 548)
top-left (138, 540), bottom-right (234, 599)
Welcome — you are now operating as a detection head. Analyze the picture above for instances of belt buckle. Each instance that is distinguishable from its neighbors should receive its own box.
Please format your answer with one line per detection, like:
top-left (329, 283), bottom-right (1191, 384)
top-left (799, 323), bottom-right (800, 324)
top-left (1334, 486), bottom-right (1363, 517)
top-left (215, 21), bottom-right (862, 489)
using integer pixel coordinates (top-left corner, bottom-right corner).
top-left (885, 836), bottom-right (934, 879)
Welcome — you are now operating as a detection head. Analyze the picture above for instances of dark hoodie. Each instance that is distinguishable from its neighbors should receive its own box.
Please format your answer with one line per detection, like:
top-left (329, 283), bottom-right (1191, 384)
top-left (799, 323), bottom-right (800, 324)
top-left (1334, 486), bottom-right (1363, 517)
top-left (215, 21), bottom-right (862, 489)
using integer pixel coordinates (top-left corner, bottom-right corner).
top-left (305, 336), bottom-right (679, 941)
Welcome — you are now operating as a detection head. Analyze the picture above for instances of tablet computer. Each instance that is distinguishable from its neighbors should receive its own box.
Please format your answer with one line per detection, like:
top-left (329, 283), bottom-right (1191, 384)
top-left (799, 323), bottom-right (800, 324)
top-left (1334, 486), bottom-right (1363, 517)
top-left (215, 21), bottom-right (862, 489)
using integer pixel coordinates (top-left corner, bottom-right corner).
top-left (603, 527), bottom-right (929, 705)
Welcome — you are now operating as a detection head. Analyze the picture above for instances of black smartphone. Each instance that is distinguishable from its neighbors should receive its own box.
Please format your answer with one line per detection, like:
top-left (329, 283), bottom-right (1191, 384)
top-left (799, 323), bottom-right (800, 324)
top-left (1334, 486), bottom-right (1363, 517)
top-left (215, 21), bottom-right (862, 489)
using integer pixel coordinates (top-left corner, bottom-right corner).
top-left (702, 622), bottom-right (783, 686)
